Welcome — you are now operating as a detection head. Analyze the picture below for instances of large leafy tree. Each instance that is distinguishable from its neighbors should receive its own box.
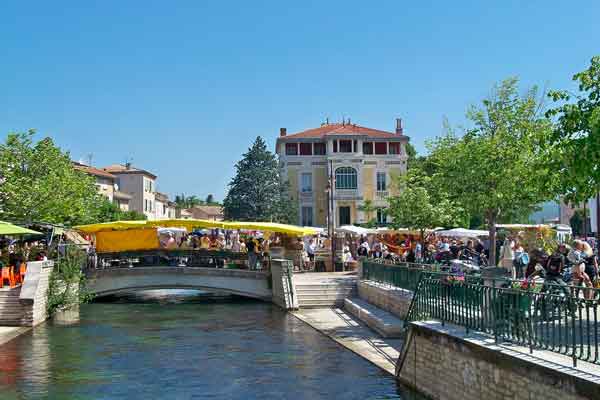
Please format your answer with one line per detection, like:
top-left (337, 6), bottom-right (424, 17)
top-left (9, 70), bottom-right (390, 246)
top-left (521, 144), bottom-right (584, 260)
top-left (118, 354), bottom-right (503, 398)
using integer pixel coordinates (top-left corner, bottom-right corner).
top-left (223, 137), bottom-right (296, 223)
top-left (96, 198), bottom-right (146, 222)
top-left (546, 55), bottom-right (600, 204)
top-left (428, 78), bottom-right (555, 265)
top-left (387, 170), bottom-right (465, 239)
top-left (0, 130), bottom-right (104, 225)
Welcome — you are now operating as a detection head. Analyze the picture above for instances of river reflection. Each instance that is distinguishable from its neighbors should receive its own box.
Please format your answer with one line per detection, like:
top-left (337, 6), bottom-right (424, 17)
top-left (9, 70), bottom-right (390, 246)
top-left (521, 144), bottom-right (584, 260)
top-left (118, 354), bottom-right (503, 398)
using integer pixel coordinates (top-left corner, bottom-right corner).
top-left (0, 291), bottom-right (422, 399)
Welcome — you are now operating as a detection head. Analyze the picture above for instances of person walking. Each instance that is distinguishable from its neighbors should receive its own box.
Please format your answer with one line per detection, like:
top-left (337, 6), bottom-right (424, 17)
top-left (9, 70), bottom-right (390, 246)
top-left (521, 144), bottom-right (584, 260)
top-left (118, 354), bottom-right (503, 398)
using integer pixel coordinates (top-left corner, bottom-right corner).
top-left (246, 237), bottom-right (257, 270)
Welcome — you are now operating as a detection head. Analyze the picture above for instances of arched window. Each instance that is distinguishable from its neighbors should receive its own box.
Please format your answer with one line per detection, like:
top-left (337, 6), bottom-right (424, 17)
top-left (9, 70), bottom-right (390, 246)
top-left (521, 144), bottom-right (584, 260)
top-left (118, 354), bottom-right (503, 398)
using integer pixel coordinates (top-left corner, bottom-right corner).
top-left (335, 167), bottom-right (357, 190)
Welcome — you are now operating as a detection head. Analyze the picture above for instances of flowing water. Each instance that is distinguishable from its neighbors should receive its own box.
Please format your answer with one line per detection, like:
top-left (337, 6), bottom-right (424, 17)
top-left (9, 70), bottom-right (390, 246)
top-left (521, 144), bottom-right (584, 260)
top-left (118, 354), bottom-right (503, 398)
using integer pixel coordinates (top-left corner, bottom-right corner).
top-left (0, 291), bottom-right (422, 399)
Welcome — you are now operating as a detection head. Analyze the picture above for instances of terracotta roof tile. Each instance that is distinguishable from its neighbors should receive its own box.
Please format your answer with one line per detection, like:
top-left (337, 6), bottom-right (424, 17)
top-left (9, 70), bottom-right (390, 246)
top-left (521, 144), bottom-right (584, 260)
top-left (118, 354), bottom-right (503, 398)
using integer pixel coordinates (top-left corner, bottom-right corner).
top-left (73, 162), bottom-right (116, 179)
top-left (283, 123), bottom-right (399, 139)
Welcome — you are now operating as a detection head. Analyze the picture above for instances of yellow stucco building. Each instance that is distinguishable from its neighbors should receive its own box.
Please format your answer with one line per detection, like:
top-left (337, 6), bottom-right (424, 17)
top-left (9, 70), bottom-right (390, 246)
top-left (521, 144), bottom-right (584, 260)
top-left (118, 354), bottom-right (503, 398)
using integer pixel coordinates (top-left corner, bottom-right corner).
top-left (275, 119), bottom-right (410, 227)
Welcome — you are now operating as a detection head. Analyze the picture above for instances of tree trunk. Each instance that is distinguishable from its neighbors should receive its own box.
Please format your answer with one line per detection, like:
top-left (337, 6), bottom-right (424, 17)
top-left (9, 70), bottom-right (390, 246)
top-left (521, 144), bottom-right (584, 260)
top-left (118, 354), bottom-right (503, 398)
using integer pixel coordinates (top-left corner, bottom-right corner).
top-left (488, 212), bottom-right (497, 267)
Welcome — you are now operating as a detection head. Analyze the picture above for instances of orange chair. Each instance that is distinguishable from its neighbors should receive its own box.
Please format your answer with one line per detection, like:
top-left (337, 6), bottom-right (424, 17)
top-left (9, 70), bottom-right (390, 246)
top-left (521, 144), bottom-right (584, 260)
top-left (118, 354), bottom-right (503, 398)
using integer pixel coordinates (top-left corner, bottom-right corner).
top-left (1, 267), bottom-right (13, 288)
top-left (19, 263), bottom-right (27, 284)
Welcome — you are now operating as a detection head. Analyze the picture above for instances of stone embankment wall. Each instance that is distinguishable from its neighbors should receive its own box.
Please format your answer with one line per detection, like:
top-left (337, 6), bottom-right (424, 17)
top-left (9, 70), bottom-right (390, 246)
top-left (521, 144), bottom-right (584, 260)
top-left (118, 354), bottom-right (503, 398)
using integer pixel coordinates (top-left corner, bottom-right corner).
top-left (357, 280), bottom-right (412, 319)
top-left (397, 322), bottom-right (599, 400)
top-left (270, 259), bottom-right (298, 310)
top-left (19, 261), bottom-right (54, 326)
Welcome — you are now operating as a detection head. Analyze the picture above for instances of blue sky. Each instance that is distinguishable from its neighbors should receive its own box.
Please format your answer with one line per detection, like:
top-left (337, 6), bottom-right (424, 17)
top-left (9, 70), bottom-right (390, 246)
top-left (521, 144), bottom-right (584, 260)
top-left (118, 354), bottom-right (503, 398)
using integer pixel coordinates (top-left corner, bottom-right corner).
top-left (1, 1), bottom-right (599, 201)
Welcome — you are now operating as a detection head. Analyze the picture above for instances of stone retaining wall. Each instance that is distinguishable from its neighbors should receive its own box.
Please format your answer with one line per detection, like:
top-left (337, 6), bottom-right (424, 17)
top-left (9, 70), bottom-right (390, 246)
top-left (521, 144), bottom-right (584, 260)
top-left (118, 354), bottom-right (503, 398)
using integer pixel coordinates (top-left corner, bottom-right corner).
top-left (270, 259), bottom-right (298, 310)
top-left (19, 261), bottom-right (54, 326)
top-left (357, 280), bottom-right (413, 319)
top-left (397, 322), bottom-right (599, 400)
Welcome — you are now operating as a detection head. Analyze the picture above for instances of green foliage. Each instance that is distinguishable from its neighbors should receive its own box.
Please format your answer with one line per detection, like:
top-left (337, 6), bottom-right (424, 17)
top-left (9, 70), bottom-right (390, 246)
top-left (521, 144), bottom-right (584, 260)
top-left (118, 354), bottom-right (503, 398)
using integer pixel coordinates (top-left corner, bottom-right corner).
top-left (387, 169), bottom-right (465, 235)
top-left (205, 194), bottom-right (215, 204)
top-left (427, 78), bottom-right (555, 264)
top-left (174, 194), bottom-right (204, 209)
top-left (96, 198), bottom-right (146, 222)
top-left (358, 199), bottom-right (378, 226)
top-left (0, 130), bottom-right (104, 225)
top-left (47, 246), bottom-right (93, 316)
top-left (570, 209), bottom-right (588, 237)
top-left (223, 137), bottom-right (296, 223)
top-left (546, 55), bottom-right (600, 203)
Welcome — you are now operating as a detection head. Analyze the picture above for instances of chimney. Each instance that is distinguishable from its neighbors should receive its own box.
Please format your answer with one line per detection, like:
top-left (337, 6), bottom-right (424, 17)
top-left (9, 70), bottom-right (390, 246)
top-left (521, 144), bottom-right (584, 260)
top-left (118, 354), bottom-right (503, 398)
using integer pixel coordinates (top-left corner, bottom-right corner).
top-left (125, 162), bottom-right (132, 170)
top-left (280, 127), bottom-right (287, 137)
top-left (395, 118), bottom-right (403, 135)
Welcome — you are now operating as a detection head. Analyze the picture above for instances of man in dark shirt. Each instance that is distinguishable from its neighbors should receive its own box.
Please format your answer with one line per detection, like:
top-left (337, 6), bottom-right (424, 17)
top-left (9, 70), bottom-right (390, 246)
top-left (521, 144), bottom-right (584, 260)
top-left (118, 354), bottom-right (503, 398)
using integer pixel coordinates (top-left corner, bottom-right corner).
top-left (246, 238), bottom-right (257, 270)
top-left (449, 241), bottom-right (460, 259)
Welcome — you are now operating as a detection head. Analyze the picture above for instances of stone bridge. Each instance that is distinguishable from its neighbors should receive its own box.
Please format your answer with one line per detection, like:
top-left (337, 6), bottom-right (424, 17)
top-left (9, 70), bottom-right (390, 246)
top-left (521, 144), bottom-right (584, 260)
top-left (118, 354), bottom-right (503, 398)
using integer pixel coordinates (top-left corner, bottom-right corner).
top-left (85, 267), bottom-right (272, 300)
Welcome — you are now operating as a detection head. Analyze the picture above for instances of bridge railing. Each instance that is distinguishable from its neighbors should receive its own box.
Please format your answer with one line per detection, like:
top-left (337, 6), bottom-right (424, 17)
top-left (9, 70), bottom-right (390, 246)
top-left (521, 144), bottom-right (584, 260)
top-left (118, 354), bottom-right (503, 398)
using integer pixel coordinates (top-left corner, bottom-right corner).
top-left (88, 249), bottom-right (270, 271)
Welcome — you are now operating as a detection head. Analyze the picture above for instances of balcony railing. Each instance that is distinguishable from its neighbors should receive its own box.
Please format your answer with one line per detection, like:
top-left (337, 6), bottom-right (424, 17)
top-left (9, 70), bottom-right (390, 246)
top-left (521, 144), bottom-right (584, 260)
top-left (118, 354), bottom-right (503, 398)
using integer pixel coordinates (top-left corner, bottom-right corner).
top-left (334, 189), bottom-right (362, 200)
top-left (376, 190), bottom-right (389, 200)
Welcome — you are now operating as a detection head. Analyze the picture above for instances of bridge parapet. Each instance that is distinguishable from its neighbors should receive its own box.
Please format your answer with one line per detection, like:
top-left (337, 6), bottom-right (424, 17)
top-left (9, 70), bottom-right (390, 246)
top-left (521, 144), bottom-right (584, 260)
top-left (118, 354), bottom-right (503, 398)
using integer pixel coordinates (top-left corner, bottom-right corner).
top-left (85, 266), bottom-right (272, 300)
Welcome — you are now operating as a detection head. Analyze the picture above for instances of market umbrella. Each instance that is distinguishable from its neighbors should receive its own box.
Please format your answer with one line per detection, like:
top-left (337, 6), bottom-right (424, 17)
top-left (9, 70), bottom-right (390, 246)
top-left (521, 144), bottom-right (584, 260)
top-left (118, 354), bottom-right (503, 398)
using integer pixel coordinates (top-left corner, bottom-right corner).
top-left (0, 221), bottom-right (43, 235)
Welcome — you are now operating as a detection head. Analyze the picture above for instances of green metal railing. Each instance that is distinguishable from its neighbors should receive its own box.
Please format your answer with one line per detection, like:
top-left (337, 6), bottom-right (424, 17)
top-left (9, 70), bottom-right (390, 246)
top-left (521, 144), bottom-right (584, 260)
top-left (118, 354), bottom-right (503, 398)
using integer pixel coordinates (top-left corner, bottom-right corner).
top-left (362, 259), bottom-right (483, 291)
top-left (406, 273), bottom-right (600, 367)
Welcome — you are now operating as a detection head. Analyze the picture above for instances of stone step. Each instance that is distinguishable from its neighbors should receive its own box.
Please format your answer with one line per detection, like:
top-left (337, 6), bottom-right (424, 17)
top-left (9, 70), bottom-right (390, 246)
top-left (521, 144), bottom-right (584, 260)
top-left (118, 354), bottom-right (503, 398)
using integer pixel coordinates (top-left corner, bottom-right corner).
top-left (296, 290), bottom-right (356, 297)
top-left (297, 293), bottom-right (355, 301)
top-left (297, 299), bottom-right (345, 308)
top-left (295, 284), bottom-right (356, 290)
top-left (343, 297), bottom-right (405, 338)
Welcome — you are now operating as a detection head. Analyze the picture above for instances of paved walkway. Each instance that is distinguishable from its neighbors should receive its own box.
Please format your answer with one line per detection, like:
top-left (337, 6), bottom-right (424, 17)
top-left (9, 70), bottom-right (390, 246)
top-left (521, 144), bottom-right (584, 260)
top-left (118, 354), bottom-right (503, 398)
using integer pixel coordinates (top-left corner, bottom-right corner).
top-left (0, 326), bottom-right (30, 347)
top-left (292, 307), bottom-right (402, 375)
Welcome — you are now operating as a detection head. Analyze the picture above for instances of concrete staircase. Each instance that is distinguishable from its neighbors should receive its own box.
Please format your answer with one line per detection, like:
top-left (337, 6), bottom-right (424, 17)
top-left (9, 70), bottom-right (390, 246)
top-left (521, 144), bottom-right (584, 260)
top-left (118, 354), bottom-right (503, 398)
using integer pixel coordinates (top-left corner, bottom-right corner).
top-left (344, 297), bottom-right (405, 338)
top-left (295, 280), bottom-right (357, 308)
top-left (0, 288), bottom-right (25, 326)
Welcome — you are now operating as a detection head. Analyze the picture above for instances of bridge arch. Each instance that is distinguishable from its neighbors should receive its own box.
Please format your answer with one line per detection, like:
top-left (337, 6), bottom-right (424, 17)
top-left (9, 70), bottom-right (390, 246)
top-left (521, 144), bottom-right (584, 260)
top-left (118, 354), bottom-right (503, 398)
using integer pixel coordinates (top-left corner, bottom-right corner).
top-left (85, 267), bottom-right (272, 300)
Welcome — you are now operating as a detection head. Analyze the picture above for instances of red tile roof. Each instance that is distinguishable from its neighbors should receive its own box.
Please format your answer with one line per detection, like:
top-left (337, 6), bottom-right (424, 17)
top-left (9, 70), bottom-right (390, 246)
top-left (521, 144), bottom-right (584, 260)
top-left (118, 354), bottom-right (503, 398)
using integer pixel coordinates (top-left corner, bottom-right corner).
top-left (282, 123), bottom-right (400, 139)
top-left (103, 164), bottom-right (157, 179)
top-left (73, 162), bottom-right (116, 179)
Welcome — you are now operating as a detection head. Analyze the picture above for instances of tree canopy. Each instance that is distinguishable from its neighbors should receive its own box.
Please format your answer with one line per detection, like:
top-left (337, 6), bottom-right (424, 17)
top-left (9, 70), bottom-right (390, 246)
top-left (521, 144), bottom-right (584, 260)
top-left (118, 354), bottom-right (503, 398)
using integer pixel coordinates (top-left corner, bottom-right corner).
top-left (0, 131), bottom-right (104, 225)
top-left (546, 55), bottom-right (600, 203)
top-left (223, 137), bottom-right (297, 223)
top-left (387, 169), bottom-right (465, 237)
top-left (426, 78), bottom-right (555, 264)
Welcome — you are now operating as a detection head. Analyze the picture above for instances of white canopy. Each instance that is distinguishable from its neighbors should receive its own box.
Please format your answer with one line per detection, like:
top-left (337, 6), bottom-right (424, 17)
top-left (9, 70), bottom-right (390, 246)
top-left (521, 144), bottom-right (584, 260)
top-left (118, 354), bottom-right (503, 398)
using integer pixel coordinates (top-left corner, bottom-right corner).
top-left (337, 225), bottom-right (376, 236)
top-left (435, 228), bottom-right (489, 238)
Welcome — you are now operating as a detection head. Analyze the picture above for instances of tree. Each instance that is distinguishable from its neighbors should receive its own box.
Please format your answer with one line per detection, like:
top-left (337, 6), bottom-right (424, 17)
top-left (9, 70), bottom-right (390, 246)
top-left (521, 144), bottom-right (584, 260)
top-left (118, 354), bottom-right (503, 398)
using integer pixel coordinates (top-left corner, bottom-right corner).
top-left (0, 130), bottom-right (103, 225)
top-left (96, 198), bottom-right (146, 222)
top-left (223, 137), bottom-right (295, 222)
top-left (546, 55), bottom-right (600, 204)
top-left (570, 209), bottom-right (586, 237)
top-left (358, 199), bottom-right (378, 227)
top-left (205, 194), bottom-right (215, 204)
top-left (387, 170), bottom-right (465, 239)
top-left (174, 193), bottom-right (204, 209)
top-left (428, 78), bottom-right (555, 265)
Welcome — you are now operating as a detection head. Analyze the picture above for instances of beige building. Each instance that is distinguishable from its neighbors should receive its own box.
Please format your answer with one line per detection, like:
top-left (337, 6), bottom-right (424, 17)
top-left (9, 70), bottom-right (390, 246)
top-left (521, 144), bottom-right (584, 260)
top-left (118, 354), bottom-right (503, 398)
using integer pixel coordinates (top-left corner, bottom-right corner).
top-left (275, 119), bottom-right (410, 227)
top-left (103, 163), bottom-right (158, 220)
top-left (187, 205), bottom-right (224, 221)
top-left (154, 192), bottom-right (177, 220)
top-left (74, 162), bottom-right (131, 211)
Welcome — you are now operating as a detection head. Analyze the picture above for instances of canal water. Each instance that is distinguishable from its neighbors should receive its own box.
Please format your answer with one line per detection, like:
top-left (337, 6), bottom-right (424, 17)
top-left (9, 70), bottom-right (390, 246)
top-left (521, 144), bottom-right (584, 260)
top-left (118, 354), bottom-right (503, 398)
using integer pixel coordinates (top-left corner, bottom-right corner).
top-left (0, 291), bottom-right (422, 399)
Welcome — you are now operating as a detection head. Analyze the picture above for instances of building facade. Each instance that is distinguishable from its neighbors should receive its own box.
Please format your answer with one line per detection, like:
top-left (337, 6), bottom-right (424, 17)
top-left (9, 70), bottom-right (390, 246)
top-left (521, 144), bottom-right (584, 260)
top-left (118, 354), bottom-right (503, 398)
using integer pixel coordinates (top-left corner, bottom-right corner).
top-left (154, 192), bottom-right (177, 220)
top-left (275, 119), bottom-right (410, 227)
top-left (74, 162), bottom-right (131, 211)
top-left (103, 163), bottom-right (158, 220)
top-left (187, 205), bottom-right (224, 221)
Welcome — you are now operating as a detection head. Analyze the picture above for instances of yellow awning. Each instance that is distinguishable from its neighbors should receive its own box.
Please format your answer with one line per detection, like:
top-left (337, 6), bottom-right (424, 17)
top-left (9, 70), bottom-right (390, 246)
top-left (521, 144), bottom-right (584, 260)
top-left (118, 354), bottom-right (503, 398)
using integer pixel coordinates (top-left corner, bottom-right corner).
top-left (74, 220), bottom-right (150, 233)
top-left (75, 219), bottom-right (319, 236)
